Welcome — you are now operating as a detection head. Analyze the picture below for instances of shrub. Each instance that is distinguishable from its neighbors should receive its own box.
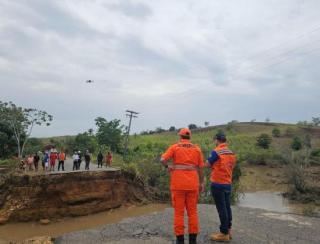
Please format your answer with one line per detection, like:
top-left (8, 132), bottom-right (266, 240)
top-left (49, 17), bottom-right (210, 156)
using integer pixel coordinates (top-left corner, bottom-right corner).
top-left (0, 158), bottom-right (19, 170)
top-left (168, 126), bottom-right (176, 132)
top-left (310, 149), bottom-right (320, 165)
top-left (286, 154), bottom-right (308, 193)
top-left (303, 134), bottom-right (312, 149)
top-left (291, 137), bottom-right (302, 151)
top-left (188, 124), bottom-right (198, 130)
top-left (256, 134), bottom-right (272, 149)
top-left (272, 128), bottom-right (281, 137)
top-left (244, 150), bottom-right (274, 165)
top-left (311, 149), bottom-right (320, 157)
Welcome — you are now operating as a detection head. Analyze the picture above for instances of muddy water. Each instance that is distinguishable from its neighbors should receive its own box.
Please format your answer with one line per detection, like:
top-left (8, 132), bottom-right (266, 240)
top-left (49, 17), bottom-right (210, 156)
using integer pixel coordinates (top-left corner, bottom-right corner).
top-left (238, 192), bottom-right (293, 212)
top-left (0, 204), bottom-right (168, 242)
top-left (238, 191), bottom-right (318, 215)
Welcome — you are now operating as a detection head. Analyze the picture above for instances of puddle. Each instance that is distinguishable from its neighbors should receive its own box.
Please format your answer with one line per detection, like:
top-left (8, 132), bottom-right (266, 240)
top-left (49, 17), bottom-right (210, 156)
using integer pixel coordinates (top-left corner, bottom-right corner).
top-left (238, 191), bottom-right (304, 214)
top-left (259, 213), bottom-right (311, 226)
top-left (0, 204), bottom-right (168, 242)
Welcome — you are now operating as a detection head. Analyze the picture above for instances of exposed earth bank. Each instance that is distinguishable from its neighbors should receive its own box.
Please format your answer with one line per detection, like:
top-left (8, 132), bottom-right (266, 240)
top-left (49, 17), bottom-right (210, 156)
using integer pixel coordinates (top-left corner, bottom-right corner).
top-left (0, 170), bottom-right (154, 224)
top-left (55, 204), bottom-right (320, 244)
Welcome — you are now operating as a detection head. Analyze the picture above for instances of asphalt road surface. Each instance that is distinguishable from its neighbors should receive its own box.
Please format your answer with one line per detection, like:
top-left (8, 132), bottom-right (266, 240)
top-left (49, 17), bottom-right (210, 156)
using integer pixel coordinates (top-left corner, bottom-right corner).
top-left (55, 204), bottom-right (320, 244)
top-left (49, 158), bottom-right (118, 174)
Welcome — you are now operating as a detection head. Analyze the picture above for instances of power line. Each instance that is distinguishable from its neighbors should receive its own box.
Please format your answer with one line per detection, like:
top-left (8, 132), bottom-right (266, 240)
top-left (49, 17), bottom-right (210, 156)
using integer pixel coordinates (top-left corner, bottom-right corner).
top-left (230, 24), bottom-right (320, 69)
top-left (124, 110), bottom-right (139, 157)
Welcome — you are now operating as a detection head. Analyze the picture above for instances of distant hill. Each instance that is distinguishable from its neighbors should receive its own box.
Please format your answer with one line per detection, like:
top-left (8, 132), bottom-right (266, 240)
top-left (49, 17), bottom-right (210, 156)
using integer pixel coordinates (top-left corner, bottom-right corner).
top-left (130, 122), bottom-right (320, 154)
top-left (39, 122), bottom-right (320, 152)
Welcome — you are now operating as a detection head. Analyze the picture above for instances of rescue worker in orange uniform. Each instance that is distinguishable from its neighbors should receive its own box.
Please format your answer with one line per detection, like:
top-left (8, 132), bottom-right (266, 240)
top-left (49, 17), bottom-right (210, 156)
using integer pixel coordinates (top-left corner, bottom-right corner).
top-left (206, 132), bottom-right (236, 242)
top-left (161, 128), bottom-right (204, 244)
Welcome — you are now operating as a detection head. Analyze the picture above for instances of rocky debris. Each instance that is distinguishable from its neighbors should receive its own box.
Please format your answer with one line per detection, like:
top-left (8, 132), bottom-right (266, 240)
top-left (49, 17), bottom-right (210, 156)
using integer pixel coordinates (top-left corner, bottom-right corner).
top-left (0, 170), bottom-right (152, 224)
top-left (104, 237), bottom-right (169, 244)
top-left (132, 228), bottom-right (143, 236)
top-left (20, 236), bottom-right (53, 244)
top-left (0, 216), bottom-right (8, 225)
top-left (56, 204), bottom-right (320, 244)
top-left (39, 219), bottom-right (51, 225)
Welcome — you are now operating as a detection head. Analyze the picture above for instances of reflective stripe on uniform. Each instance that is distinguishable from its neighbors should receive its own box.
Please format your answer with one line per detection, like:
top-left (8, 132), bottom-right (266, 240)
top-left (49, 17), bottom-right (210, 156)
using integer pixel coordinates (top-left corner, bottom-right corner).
top-left (169, 164), bottom-right (198, 171)
top-left (216, 149), bottom-right (234, 155)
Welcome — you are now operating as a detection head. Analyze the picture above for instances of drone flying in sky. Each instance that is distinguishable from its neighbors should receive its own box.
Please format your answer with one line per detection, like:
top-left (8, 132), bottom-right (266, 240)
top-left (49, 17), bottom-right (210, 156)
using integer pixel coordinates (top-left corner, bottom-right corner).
top-left (86, 80), bottom-right (94, 83)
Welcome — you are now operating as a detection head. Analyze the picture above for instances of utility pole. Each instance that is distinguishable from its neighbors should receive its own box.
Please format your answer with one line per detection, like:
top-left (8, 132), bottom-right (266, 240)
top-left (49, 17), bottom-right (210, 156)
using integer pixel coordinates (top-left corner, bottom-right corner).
top-left (124, 110), bottom-right (139, 157)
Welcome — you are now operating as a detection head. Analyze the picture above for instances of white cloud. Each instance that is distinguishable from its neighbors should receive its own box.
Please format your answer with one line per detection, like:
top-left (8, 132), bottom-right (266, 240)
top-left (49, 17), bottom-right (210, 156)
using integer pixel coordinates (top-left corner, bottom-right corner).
top-left (0, 0), bottom-right (319, 136)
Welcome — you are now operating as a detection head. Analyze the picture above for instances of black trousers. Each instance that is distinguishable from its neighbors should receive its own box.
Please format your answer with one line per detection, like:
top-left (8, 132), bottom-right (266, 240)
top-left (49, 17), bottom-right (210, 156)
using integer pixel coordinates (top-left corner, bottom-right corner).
top-left (85, 160), bottom-right (90, 170)
top-left (34, 161), bottom-right (39, 171)
top-left (73, 160), bottom-right (78, 170)
top-left (97, 160), bottom-right (103, 167)
top-left (58, 160), bottom-right (64, 171)
top-left (77, 159), bottom-right (81, 170)
top-left (211, 185), bottom-right (232, 234)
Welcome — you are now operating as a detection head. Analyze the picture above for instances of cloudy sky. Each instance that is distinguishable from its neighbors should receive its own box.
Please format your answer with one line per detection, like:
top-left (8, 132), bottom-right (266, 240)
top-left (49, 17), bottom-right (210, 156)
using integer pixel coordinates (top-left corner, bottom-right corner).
top-left (0, 0), bottom-right (319, 137)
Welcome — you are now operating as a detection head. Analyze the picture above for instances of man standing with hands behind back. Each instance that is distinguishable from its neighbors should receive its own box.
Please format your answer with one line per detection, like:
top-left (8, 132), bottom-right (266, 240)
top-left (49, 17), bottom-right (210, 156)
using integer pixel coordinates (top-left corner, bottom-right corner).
top-left (161, 128), bottom-right (204, 244)
top-left (206, 132), bottom-right (236, 242)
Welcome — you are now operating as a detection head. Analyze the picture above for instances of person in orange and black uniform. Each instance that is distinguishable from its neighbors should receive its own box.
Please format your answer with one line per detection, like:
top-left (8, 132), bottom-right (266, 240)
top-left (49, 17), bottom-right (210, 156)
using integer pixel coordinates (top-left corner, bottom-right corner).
top-left (161, 128), bottom-right (204, 244)
top-left (206, 132), bottom-right (236, 242)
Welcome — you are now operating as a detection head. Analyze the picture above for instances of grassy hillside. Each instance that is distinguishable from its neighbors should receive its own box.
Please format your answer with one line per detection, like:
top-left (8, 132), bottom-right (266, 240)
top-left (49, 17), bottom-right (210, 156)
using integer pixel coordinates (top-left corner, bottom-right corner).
top-left (126, 122), bottom-right (320, 205)
top-left (32, 122), bottom-right (320, 205)
top-left (130, 122), bottom-right (320, 159)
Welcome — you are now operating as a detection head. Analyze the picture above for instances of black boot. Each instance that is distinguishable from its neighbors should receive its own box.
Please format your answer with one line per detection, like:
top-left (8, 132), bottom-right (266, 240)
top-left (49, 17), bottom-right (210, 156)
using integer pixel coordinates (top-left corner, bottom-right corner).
top-left (176, 235), bottom-right (184, 244)
top-left (189, 233), bottom-right (197, 244)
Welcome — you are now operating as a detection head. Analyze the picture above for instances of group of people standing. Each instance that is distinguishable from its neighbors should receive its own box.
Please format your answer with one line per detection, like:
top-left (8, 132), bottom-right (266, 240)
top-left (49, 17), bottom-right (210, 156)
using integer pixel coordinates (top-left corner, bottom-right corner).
top-left (72, 150), bottom-right (112, 171)
top-left (20, 148), bottom-right (66, 172)
top-left (22, 153), bottom-right (40, 171)
top-left (72, 150), bottom-right (91, 170)
top-left (97, 151), bottom-right (112, 168)
top-left (20, 149), bottom-right (113, 173)
top-left (41, 148), bottom-right (66, 171)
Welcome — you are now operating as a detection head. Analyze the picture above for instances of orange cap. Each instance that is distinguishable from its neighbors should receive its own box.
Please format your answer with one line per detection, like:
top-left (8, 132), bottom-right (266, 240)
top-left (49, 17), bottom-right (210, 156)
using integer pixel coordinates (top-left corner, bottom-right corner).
top-left (178, 128), bottom-right (191, 136)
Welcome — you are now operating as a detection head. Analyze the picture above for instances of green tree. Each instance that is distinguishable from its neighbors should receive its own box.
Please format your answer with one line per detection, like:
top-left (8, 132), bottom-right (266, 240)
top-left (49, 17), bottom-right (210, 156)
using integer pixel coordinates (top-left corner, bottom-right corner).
top-left (0, 121), bottom-right (16, 158)
top-left (188, 124), bottom-right (198, 130)
top-left (65, 137), bottom-right (76, 154)
top-left (256, 133), bottom-right (272, 149)
top-left (272, 128), bottom-right (281, 137)
top-left (291, 136), bottom-right (302, 151)
top-left (0, 101), bottom-right (52, 158)
top-left (312, 117), bottom-right (320, 126)
top-left (74, 132), bottom-right (98, 153)
top-left (168, 126), bottom-right (176, 132)
top-left (95, 117), bottom-right (124, 152)
top-left (24, 138), bottom-right (44, 155)
top-left (155, 127), bottom-right (166, 133)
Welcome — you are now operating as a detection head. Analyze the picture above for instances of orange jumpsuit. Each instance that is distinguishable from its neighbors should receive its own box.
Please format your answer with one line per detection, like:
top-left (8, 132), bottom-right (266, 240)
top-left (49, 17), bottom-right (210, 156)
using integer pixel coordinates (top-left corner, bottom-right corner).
top-left (162, 139), bottom-right (204, 236)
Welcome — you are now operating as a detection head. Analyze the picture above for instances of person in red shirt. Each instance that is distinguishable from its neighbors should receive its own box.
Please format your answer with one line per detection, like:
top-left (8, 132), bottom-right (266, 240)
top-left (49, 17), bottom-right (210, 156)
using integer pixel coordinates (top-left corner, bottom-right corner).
top-left (161, 128), bottom-right (204, 244)
top-left (106, 151), bottom-right (112, 167)
top-left (206, 132), bottom-right (236, 242)
top-left (49, 150), bottom-right (58, 171)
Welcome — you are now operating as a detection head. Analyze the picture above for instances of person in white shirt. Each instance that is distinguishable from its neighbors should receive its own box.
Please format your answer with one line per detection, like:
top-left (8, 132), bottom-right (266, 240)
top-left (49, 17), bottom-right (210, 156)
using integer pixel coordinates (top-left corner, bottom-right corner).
top-left (72, 152), bottom-right (79, 171)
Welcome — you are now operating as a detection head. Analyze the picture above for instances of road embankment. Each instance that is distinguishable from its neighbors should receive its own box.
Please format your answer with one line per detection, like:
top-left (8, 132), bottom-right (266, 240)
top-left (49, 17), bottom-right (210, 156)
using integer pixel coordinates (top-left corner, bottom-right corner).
top-left (0, 170), bottom-right (152, 224)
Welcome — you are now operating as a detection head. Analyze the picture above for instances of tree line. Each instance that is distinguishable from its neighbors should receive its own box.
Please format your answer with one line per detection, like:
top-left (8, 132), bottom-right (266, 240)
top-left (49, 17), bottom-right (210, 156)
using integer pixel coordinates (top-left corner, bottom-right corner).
top-left (0, 101), bottom-right (52, 159)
